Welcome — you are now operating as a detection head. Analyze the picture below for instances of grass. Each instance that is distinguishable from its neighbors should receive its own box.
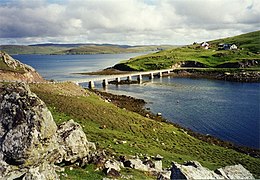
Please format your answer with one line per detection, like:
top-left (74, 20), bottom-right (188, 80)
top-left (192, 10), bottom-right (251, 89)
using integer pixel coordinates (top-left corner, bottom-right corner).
top-left (114, 30), bottom-right (260, 71)
top-left (29, 82), bottom-right (260, 179)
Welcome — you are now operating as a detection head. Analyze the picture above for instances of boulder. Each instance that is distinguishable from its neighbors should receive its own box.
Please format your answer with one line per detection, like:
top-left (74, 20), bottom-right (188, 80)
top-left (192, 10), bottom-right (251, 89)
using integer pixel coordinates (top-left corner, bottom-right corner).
top-left (0, 83), bottom-right (96, 179)
top-left (216, 164), bottom-right (255, 179)
top-left (0, 83), bottom-right (58, 166)
top-left (56, 119), bottom-right (96, 164)
top-left (171, 161), bottom-right (223, 179)
top-left (124, 159), bottom-right (149, 171)
top-left (170, 161), bottom-right (255, 179)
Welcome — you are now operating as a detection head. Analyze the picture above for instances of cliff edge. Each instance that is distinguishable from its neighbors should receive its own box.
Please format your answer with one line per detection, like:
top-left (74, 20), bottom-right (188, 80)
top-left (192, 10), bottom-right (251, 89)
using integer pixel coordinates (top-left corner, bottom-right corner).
top-left (0, 51), bottom-right (45, 82)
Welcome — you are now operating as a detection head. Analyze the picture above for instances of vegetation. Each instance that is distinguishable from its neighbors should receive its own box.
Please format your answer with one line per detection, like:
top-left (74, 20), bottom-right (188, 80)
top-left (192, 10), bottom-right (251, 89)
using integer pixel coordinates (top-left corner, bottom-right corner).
top-left (29, 82), bottom-right (260, 179)
top-left (114, 31), bottom-right (260, 71)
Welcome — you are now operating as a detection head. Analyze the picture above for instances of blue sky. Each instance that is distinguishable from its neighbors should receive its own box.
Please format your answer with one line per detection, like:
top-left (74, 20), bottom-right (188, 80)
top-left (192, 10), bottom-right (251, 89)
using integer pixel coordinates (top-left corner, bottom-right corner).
top-left (0, 0), bottom-right (259, 45)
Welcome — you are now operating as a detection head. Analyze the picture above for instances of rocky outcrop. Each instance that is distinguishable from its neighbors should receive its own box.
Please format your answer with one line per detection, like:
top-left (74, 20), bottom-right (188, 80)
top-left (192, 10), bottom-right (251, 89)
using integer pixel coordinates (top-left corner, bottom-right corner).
top-left (0, 51), bottom-right (45, 82)
top-left (56, 119), bottom-right (96, 164)
top-left (216, 59), bottom-right (260, 68)
top-left (170, 161), bottom-right (255, 180)
top-left (172, 61), bottom-right (207, 68)
top-left (0, 83), bottom-right (95, 179)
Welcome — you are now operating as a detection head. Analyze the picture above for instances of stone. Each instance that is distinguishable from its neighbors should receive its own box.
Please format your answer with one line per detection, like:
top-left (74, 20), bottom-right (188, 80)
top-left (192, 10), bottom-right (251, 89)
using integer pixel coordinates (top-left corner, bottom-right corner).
top-left (170, 161), bottom-right (255, 180)
top-left (22, 162), bottom-right (59, 180)
top-left (104, 160), bottom-right (121, 171)
top-left (0, 83), bottom-right (96, 179)
top-left (216, 164), bottom-right (255, 179)
top-left (157, 170), bottom-right (171, 180)
top-left (0, 83), bottom-right (58, 166)
top-left (104, 168), bottom-right (120, 178)
top-left (56, 119), bottom-right (96, 164)
top-left (170, 161), bottom-right (222, 179)
top-left (124, 159), bottom-right (149, 171)
top-left (154, 160), bottom-right (163, 171)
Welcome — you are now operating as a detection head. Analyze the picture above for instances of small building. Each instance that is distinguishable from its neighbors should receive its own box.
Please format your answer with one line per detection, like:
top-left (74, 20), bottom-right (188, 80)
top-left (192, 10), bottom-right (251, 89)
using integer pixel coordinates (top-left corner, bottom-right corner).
top-left (218, 43), bottom-right (238, 50)
top-left (201, 42), bottom-right (210, 49)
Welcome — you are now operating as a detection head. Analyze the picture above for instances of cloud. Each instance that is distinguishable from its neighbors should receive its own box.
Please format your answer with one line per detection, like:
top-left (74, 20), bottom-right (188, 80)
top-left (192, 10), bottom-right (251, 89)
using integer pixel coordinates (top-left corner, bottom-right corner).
top-left (0, 0), bottom-right (259, 45)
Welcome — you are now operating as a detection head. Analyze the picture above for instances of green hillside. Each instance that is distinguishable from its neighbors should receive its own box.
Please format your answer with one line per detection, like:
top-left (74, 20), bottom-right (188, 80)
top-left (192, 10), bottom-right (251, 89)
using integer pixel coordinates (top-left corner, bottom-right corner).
top-left (114, 31), bottom-right (260, 71)
top-left (29, 82), bottom-right (260, 179)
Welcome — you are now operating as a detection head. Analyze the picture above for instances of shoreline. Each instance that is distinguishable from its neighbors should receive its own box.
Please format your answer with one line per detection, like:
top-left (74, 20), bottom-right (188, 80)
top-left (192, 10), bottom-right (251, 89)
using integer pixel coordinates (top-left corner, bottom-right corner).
top-left (90, 89), bottom-right (260, 158)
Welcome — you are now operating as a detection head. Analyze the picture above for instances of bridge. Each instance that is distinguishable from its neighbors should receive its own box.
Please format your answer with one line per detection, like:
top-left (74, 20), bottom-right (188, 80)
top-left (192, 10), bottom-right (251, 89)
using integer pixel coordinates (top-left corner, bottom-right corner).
top-left (74, 68), bottom-right (175, 88)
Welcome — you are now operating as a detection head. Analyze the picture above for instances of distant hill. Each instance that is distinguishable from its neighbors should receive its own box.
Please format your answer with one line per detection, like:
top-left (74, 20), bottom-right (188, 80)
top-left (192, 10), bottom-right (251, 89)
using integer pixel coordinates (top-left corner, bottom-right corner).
top-left (113, 30), bottom-right (260, 71)
top-left (0, 43), bottom-right (176, 55)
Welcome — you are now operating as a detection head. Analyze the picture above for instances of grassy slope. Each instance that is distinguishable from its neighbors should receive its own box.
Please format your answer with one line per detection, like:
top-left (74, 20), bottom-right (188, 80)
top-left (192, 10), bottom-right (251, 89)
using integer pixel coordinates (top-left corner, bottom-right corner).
top-left (29, 82), bottom-right (260, 179)
top-left (115, 31), bottom-right (260, 71)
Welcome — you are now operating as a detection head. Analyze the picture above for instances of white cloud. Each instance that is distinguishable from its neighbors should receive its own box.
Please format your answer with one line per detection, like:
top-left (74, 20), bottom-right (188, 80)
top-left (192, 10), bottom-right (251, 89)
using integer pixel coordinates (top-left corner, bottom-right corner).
top-left (0, 0), bottom-right (259, 45)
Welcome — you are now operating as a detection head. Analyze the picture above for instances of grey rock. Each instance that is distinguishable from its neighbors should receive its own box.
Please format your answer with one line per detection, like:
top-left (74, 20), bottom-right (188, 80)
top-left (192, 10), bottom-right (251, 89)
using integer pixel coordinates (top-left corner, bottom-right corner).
top-left (0, 83), bottom-right (96, 179)
top-left (56, 119), bottom-right (96, 164)
top-left (157, 170), bottom-right (171, 180)
top-left (22, 162), bottom-right (59, 180)
top-left (170, 161), bottom-right (255, 180)
top-left (0, 83), bottom-right (58, 166)
top-left (104, 160), bottom-right (121, 171)
top-left (216, 164), bottom-right (255, 179)
top-left (124, 159), bottom-right (149, 171)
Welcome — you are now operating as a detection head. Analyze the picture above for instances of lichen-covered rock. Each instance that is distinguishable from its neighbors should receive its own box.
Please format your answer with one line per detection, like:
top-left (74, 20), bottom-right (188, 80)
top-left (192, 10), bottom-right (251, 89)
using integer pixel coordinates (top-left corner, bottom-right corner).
top-left (0, 83), bottom-right (58, 167)
top-left (171, 161), bottom-right (222, 179)
top-left (216, 164), bottom-right (255, 179)
top-left (22, 162), bottom-right (59, 180)
top-left (0, 83), bottom-right (96, 179)
top-left (56, 119), bottom-right (96, 164)
top-left (170, 161), bottom-right (255, 179)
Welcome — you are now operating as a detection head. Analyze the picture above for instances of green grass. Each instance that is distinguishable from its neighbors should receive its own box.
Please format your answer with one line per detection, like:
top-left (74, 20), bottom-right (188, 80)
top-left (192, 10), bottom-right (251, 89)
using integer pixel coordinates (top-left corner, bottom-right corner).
top-left (29, 83), bottom-right (260, 179)
top-left (114, 31), bottom-right (260, 71)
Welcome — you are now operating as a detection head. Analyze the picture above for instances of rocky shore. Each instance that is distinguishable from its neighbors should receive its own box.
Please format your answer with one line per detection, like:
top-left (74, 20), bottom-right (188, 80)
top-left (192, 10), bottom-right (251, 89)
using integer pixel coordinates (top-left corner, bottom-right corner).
top-left (91, 89), bottom-right (260, 159)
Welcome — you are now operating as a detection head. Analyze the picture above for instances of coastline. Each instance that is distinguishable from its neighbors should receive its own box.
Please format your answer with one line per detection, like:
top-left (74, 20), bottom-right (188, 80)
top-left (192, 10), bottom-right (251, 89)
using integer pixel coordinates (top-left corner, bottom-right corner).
top-left (90, 89), bottom-right (260, 158)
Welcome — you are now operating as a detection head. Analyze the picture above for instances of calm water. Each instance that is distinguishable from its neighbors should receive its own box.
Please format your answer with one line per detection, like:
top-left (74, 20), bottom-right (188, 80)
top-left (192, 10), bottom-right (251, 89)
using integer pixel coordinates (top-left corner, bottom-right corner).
top-left (13, 54), bottom-right (260, 149)
top-left (13, 53), bottom-right (145, 81)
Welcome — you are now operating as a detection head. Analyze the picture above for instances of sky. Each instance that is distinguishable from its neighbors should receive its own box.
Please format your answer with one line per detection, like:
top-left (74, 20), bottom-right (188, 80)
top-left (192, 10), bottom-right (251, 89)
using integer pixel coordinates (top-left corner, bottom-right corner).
top-left (0, 0), bottom-right (259, 45)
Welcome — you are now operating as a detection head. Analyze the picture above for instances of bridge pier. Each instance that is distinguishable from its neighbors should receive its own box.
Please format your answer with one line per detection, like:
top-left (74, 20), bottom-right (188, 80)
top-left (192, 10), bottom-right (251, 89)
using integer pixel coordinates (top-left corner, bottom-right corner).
top-left (116, 77), bottom-right (120, 83)
top-left (127, 76), bottom-right (132, 81)
top-left (159, 72), bottom-right (163, 77)
top-left (88, 81), bottom-right (95, 89)
top-left (137, 74), bottom-right (142, 82)
top-left (167, 70), bottom-right (171, 74)
top-left (150, 73), bottom-right (154, 79)
top-left (102, 79), bottom-right (108, 87)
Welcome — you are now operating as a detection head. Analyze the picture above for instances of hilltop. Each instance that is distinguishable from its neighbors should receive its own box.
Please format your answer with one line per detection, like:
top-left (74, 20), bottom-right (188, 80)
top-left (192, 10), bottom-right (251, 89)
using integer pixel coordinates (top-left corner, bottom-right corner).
top-left (113, 31), bottom-right (260, 71)
top-left (0, 43), bottom-right (176, 55)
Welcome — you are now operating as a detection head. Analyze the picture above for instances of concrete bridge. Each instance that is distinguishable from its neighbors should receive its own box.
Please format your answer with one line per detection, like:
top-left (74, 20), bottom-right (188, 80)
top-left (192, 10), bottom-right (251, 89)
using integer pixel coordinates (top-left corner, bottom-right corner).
top-left (74, 68), bottom-right (175, 89)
